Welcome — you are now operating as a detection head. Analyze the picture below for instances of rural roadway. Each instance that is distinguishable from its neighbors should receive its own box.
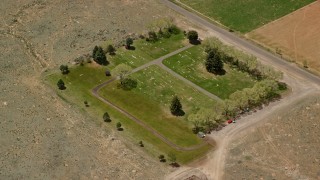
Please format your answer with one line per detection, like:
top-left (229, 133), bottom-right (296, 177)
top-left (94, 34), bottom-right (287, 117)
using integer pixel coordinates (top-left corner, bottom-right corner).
top-left (160, 0), bottom-right (320, 180)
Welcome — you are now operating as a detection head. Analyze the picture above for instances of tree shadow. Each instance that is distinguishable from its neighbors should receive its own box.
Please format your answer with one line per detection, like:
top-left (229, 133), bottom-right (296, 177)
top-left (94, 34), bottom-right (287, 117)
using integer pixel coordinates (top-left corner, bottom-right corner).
top-left (214, 69), bottom-right (226, 76)
top-left (189, 39), bottom-right (201, 45)
top-left (169, 163), bottom-right (180, 167)
top-left (172, 109), bottom-right (185, 116)
top-left (104, 119), bottom-right (111, 123)
top-left (160, 159), bottom-right (166, 163)
top-left (117, 127), bottom-right (124, 131)
top-left (125, 46), bottom-right (136, 50)
top-left (118, 78), bottom-right (138, 91)
top-left (58, 86), bottom-right (66, 90)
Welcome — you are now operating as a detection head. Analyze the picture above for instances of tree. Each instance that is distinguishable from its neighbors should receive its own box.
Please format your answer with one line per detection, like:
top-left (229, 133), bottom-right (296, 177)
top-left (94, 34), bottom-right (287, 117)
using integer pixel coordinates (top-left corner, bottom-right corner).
top-left (59, 65), bottom-right (69, 74)
top-left (187, 30), bottom-right (198, 43)
top-left (170, 96), bottom-right (184, 116)
top-left (57, 79), bottom-right (66, 90)
top-left (103, 112), bottom-right (111, 122)
top-left (106, 45), bottom-right (116, 55)
top-left (205, 48), bottom-right (224, 74)
top-left (116, 122), bottom-right (122, 130)
top-left (125, 38), bottom-right (133, 49)
top-left (93, 46), bottom-right (109, 65)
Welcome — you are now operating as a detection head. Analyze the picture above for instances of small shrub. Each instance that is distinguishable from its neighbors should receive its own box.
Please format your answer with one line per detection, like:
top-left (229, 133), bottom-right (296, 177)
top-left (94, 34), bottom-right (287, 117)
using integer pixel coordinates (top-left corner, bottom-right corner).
top-left (116, 122), bottom-right (122, 131)
top-left (105, 70), bottom-right (111, 76)
top-left (158, 155), bottom-right (166, 162)
top-left (103, 112), bottom-right (111, 122)
top-left (139, 141), bottom-right (144, 147)
top-left (84, 101), bottom-right (89, 107)
top-left (59, 65), bottom-right (69, 74)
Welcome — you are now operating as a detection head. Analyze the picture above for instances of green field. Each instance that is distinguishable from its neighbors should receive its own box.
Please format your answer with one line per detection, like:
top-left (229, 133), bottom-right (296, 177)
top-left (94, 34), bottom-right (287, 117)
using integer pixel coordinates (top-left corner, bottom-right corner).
top-left (99, 65), bottom-right (217, 147)
top-left (163, 45), bottom-right (256, 99)
top-left (177, 0), bottom-right (314, 33)
top-left (44, 65), bottom-right (211, 164)
top-left (108, 33), bottom-right (186, 68)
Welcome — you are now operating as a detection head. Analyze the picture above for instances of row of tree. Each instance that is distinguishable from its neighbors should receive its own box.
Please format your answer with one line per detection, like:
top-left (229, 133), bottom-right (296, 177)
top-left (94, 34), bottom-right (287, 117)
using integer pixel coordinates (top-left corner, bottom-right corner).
top-left (203, 37), bottom-right (282, 80)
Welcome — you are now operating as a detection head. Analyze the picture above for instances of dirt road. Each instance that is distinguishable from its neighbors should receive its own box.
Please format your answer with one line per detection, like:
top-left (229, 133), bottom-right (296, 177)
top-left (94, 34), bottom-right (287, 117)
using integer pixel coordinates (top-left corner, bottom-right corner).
top-left (160, 0), bottom-right (320, 179)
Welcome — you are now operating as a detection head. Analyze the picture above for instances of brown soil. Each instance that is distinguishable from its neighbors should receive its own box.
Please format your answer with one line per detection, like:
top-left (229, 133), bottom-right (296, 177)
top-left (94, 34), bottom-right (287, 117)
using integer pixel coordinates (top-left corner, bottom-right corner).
top-left (248, 1), bottom-right (320, 74)
top-left (224, 94), bottom-right (320, 180)
top-left (0, 0), bottom-right (191, 179)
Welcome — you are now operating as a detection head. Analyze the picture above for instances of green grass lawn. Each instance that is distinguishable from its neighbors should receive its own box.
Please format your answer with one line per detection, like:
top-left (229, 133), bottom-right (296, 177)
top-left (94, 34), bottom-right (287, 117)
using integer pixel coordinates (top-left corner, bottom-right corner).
top-left (108, 33), bottom-right (186, 68)
top-left (163, 45), bottom-right (256, 99)
top-left (44, 64), bottom-right (212, 164)
top-left (99, 65), bottom-right (217, 147)
top-left (177, 0), bottom-right (314, 33)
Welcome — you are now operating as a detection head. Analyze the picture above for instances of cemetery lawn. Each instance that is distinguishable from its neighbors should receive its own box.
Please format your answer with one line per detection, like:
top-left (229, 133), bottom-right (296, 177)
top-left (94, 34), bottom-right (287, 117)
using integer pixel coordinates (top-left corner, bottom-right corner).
top-left (163, 45), bottom-right (256, 99)
top-left (108, 33), bottom-right (187, 68)
top-left (99, 65), bottom-right (217, 147)
top-left (44, 64), bottom-right (212, 164)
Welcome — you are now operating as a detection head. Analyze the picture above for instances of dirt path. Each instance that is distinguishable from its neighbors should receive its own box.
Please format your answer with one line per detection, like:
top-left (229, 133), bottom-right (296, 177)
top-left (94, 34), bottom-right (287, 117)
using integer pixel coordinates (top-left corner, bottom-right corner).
top-left (92, 45), bottom-right (223, 151)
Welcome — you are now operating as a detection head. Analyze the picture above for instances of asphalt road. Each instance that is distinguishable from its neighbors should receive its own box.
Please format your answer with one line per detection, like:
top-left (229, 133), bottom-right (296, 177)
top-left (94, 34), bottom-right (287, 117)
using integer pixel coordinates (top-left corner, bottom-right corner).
top-left (160, 0), bottom-right (320, 86)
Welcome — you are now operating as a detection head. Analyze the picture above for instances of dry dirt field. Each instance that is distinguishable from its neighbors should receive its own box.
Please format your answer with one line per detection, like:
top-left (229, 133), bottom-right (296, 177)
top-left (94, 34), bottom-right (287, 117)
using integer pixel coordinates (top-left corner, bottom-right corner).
top-left (248, 1), bottom-right (320, 74)
top-left (0, 0), bottom-right (195, 179)
top-left (224, 94), bottom-right (320, 180)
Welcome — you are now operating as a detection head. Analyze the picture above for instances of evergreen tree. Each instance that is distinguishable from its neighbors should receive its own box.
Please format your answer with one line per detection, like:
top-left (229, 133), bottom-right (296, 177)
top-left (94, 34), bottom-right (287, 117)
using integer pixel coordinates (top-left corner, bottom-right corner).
top-left (106, 45), bottom-right (116, 55)
top-left (92, 46), bottom-right (99, 58)
top-left (170, 96), bottom-right (184, 116)
top-left (205, 48), bottom-right (224, 74)
top-left (125, 38), bottom-right (133, 49)
top-left (93, 46), bottom-right (109, 65)
top-left (57, 79), bottom-right (65, 90)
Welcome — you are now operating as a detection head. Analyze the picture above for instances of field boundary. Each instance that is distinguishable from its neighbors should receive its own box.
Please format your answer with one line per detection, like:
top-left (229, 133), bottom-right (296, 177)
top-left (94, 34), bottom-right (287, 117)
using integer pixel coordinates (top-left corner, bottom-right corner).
top-left (247, 0), bottom-right (318, 33)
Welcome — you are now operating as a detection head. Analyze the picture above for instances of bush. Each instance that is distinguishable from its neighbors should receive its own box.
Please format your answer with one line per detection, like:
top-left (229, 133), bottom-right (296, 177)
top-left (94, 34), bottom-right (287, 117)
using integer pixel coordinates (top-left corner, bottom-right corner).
top-left (116, 122), bottom-right (122, 131)
top-left (59, 65), bottom-right (69, 74)
top-left (147, 31), bottom-right (158, 42)
top-left (167, 25), bottom-right (181, 34)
